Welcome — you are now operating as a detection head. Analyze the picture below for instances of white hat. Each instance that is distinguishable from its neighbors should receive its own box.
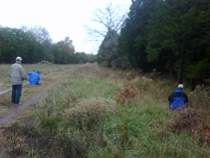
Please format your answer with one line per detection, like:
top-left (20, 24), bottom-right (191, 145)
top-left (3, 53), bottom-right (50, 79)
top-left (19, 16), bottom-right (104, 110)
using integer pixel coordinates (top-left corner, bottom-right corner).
top-left (16, 56), bottom-right (23, 61)
top-left (178, 84), bottom-right (184, 89)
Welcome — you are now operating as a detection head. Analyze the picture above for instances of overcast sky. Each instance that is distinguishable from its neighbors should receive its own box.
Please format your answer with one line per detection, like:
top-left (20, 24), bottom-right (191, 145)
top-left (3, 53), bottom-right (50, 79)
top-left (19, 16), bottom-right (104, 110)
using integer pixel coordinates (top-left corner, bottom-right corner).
top-left (0, 0), bottom-right (131, 54)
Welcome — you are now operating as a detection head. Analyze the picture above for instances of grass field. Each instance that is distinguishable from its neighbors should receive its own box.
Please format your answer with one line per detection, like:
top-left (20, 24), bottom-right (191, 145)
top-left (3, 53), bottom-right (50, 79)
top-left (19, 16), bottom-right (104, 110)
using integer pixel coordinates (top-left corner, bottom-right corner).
top-left (2, 64), bottom-right (210, 158)
top-left (0, 64), bottom-right (76, 90)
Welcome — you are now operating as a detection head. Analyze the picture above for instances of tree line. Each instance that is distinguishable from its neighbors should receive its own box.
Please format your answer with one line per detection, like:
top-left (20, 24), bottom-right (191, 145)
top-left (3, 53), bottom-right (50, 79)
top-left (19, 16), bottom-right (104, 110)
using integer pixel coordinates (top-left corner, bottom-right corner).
top-left (97, 0), bottom-right (210, 90)
top-left (0, 26), bottom-right (96, 64)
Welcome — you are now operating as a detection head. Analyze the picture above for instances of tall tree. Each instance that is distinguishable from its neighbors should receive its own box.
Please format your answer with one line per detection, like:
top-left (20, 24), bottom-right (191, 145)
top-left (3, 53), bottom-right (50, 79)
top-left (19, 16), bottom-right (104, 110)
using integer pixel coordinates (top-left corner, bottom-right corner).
top-left (73, 52), bottom-right (88, 64)
top-left (86, 3), bottom-right (127, 40)
top-left (51, 38), bottom-right (75, 64)
top-left (26, 26), bottom-right (53, 62)
top-left (63, 36), bottom-right (75, 55)
top-left (0, 27), bottom-right (45, 63)
top-left (146, 0), bottom-right (210, 87)
top-left (86, 3), bottom-right (128, 66)
top-left (117, 0), bottom-right (159, 71)
top-left (97, 29), bottom-right (118, 67)
top-left (27, 26), bottom-right (52, 44)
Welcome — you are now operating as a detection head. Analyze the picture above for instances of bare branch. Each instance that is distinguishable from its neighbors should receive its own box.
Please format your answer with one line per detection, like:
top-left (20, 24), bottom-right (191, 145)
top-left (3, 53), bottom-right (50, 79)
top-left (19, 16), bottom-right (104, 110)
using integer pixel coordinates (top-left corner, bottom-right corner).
top-left (86, 3), bottom-right (128, 40)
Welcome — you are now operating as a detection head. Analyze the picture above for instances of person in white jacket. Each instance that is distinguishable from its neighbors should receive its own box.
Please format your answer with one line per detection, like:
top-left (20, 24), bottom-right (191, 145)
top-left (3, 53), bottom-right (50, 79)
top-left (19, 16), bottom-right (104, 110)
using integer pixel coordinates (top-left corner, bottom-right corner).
top-left (9, 57), bottom-right (26, 105)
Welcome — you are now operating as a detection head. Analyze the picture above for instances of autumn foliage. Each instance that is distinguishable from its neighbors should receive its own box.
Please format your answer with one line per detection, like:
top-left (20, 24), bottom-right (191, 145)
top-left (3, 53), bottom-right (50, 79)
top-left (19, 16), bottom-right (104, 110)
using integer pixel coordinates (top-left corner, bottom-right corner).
top-left (190, 122), bottom-right (210, 145)
top-left (116, 85), bottom-right (136, 104)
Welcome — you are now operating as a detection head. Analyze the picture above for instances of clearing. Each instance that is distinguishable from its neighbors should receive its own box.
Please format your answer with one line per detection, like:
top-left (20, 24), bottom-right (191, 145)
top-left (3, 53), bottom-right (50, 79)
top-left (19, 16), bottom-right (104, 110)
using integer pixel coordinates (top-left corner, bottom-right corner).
top-left (0, 63), bottom-right (209, 158)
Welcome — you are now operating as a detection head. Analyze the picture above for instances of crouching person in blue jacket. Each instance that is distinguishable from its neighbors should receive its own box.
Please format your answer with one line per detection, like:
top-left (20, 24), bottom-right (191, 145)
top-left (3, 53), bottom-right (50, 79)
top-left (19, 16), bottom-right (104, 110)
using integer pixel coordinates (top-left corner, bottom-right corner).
top-left (168, 84), bottom-right (188, 110)
top-left (28, 70), bottom-right (41, 85)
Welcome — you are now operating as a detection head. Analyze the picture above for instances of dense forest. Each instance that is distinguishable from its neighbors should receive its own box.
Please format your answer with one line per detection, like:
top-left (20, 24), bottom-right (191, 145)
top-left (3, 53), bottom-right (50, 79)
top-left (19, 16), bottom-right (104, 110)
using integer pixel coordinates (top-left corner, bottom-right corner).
top-left (98, 0), bottom-right (210, 89)
top-left (0, 26), bottom-right (96, 64)
top-left (0, 0), bottom-right (209, 89)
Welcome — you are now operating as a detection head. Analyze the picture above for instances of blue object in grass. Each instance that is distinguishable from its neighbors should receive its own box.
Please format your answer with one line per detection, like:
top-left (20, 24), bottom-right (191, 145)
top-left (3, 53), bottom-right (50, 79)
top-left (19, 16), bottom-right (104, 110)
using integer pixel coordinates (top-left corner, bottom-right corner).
top-left (28, 70), bottom-right (41, 85)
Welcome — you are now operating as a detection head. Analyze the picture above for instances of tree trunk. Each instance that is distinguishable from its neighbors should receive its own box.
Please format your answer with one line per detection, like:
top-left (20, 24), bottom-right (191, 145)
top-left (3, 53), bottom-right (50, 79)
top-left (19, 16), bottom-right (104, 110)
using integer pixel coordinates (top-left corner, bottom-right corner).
top-left (191, 78), bottom-right (196, 91)
top-left (178, 49), bottom-right (185, 84)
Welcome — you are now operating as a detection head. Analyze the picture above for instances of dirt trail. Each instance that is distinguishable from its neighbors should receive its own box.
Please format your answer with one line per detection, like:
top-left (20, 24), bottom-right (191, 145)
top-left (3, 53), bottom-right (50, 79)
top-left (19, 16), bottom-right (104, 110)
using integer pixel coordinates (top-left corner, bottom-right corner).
top-left (0, 65), bottom-right (81, 157)
top-left (0, 69), bottom-right (71, 97)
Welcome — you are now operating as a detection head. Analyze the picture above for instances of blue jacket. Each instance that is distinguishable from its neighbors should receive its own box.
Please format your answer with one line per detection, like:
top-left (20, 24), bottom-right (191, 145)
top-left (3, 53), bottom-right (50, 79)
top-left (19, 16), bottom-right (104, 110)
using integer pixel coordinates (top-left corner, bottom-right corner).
top-left (28, 70), bottom-right (41, 85)
top-left (168, 89), bottom-right (188, 110)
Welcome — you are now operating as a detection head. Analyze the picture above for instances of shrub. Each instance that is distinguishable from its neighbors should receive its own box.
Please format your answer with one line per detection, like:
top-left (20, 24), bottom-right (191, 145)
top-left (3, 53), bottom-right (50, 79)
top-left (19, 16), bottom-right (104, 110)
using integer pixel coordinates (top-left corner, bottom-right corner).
top-left (55, 97), bottom-right (117, 157)
top-left (187, 86), bottom-right (210, 121)
top-left (129, 76), bottom-right (153, 92)
top-left (62, 97), bottom-right (117, 130)
top-left (188, 85), bottom-right (210, 111)
top-left (116, 85), bottom-right (136, 104)
top-left (171, 108), bottom-right (202, 132)
top-left (189, 122), bottom-right (210, 146)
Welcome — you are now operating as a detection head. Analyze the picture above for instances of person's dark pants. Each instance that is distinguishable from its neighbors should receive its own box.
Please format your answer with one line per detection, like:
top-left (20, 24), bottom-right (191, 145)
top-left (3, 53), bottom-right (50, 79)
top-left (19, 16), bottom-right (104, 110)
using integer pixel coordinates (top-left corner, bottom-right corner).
top-left (12, 85), bottom-right (22, 104)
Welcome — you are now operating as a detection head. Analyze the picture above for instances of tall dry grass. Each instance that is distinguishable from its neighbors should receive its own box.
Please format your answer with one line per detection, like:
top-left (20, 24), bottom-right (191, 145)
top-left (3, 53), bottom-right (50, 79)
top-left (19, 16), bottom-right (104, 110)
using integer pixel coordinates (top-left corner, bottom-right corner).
top-left (188, 85), bottom-right (210, 115)
top-left (4, 64), bottom-right (210, 158)
top-left (62, 97), bottom-right (117, 130)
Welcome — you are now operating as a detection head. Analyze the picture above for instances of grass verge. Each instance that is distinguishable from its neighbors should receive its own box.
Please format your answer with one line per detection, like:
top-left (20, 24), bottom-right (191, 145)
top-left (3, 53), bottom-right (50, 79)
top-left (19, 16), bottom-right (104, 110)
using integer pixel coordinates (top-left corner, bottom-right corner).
top-left (3, 64), bottom-right (210, 158)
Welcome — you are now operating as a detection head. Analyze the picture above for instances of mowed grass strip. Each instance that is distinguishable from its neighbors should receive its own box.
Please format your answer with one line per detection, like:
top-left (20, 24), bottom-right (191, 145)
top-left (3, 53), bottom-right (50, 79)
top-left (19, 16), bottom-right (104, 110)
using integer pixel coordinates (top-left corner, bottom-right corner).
top-left (4, 64), bottom-right (210, 158)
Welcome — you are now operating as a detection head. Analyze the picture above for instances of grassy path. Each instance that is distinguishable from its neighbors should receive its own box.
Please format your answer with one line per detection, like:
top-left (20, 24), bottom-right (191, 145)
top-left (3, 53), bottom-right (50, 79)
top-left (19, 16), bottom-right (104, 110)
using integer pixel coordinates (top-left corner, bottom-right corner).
top-left (0, 65), bottom-right (81, 157)
top-left (0, 64), bottom-right (76, 91)
top-left (1, 64), bottom-right (210, 158)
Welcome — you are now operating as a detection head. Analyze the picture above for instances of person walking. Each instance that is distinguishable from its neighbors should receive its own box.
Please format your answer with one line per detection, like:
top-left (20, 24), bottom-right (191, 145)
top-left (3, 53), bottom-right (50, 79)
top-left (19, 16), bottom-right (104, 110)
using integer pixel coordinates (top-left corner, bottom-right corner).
top-left (9, 56), bottom-right (26, 105)
top-left (168, 84), bottom-right (188, 110)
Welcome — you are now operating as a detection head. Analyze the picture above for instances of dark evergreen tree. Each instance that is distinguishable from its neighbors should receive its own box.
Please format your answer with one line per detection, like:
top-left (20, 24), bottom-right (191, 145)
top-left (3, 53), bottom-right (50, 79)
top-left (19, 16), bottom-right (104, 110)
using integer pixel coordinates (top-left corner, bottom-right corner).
top-left (146, 0), bottom-right (210, 88)
top-left (117, 0), bottom-right (159, 71)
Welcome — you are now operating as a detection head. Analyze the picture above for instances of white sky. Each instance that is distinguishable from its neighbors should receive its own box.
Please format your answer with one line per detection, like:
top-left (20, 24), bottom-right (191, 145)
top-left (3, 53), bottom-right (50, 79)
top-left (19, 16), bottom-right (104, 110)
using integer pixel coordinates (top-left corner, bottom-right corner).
top-left (0, 0), bottom-right (131, 54)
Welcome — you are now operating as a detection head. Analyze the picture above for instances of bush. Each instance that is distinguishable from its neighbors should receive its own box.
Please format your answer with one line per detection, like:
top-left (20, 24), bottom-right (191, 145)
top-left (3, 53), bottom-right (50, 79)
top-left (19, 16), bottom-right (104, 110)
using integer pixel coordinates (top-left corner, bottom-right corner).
top-left (116, 85), bottom-right (136, 104)
top-left (188, 85), bottom-right (210, 117)
top-left (171, 108), bottom-right (202, 132)
top-left (62, 97), bottom-right (117, 130)
top-left (189, 122), bottom-right (210, 146)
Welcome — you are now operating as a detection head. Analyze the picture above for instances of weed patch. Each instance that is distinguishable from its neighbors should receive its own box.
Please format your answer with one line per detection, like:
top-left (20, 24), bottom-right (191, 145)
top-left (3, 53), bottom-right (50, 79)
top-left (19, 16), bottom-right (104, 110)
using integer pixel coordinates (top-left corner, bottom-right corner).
top-left (188, 85), bottom-right (210, 117)
top-left (171, 108), bottom-right (202, 132)
top-left (116, 85), bottom-right (136, 104)
top-left (3, 64), bottom-right (210, 157)
top-left (62, 97), bottom-right (116, 130)
top-left (189, 122), bottom-right (210, 145)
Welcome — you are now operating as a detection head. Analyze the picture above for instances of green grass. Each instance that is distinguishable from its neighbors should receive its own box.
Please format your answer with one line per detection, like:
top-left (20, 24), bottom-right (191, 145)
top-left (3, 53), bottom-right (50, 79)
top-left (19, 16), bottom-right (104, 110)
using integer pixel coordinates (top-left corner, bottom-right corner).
top-left (0, 64), bottom-right (75, 90)
top-left (95, 104), bottom-right (210, 158)
top-left (4, 64), bottom-right (210, 158)
top-left (0, 64), bottom-right (74, 82)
